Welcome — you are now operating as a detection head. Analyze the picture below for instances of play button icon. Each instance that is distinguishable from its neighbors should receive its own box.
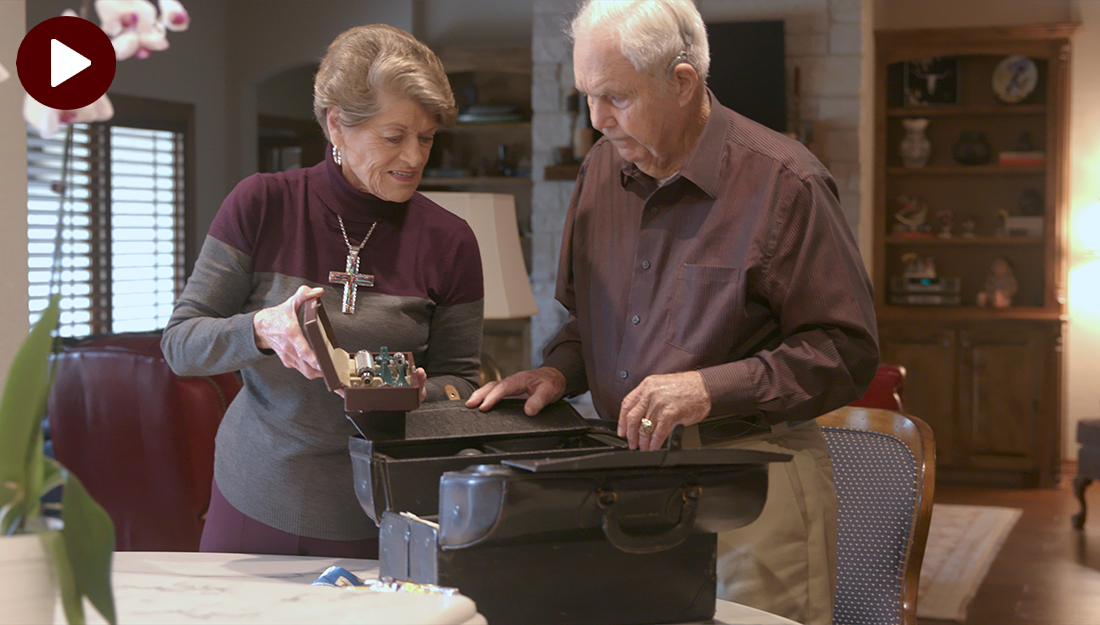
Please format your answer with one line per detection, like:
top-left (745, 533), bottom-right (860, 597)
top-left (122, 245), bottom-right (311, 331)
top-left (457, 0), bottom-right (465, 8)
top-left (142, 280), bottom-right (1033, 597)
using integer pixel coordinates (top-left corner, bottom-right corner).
top-left (17, 16), bottom-right (116, 111)
top-left (51, 39), bottom-right (92, 88)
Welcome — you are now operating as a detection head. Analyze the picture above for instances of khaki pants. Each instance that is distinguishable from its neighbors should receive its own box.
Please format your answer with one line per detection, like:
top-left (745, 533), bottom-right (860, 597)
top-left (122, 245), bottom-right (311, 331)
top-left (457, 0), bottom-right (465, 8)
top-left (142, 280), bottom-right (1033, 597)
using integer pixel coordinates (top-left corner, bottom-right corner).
top-left (713, 420), bottom-right (838, 625)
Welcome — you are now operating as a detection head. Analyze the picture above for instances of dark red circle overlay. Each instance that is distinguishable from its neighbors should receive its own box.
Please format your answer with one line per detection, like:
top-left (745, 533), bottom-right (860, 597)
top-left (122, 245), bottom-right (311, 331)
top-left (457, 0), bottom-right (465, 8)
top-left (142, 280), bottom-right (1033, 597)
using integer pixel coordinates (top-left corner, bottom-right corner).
top-left (17, 16), bottom-right (116, 111)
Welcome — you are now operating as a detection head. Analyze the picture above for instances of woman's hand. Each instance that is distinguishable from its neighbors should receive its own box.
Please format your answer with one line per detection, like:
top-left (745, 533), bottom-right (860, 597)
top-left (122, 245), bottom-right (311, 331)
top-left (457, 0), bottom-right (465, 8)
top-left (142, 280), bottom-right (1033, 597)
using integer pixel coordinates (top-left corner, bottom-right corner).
top-left (253, 285), bottom-right (325, 379)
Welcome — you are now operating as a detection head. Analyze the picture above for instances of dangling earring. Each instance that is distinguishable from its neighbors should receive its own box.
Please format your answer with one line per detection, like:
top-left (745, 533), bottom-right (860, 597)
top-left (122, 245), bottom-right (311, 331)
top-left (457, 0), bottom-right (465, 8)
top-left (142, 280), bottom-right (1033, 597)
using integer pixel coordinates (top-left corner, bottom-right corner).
top-left (332, 145), bottom-right (342, 166)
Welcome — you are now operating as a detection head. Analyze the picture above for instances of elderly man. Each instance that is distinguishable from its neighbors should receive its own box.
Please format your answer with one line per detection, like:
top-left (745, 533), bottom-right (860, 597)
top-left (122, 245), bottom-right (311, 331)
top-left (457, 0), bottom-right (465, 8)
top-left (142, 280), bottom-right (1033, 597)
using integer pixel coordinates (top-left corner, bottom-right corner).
top-left (467, 1), bottom-right (878, 622)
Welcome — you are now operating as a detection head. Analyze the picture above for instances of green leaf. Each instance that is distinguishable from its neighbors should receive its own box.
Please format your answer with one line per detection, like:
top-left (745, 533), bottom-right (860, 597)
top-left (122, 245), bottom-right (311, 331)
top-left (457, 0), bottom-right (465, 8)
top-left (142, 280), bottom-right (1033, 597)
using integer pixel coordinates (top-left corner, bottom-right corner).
top-left (25, 426), bottom-right (46, 523)
top-left (0, 296), bottom-right (59, 535)
top-left (53, 462), bottom-right (116, 625)
top-left (37, 529), bottom-right (83, 625)
top-left (0, 296), bottom-right (116, 624)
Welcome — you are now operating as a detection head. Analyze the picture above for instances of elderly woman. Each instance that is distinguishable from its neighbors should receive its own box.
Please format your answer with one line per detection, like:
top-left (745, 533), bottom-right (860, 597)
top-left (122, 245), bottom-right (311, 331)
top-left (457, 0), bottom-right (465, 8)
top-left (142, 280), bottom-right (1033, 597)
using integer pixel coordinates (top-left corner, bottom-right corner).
top-left (161, 24), bottom-right (483, 558)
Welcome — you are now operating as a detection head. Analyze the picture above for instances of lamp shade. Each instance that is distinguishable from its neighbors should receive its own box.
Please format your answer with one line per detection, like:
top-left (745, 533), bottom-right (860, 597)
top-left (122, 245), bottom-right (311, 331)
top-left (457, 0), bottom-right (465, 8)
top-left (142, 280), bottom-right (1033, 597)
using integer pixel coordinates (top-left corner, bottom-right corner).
top-left (422, 191), bottom-right (538, 319)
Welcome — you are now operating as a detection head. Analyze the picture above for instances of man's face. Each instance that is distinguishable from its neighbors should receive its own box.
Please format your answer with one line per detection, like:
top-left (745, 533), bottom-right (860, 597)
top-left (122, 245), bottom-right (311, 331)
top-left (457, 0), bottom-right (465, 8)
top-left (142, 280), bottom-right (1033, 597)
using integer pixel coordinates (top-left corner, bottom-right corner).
top-left (573, 29), bottom-right (682, 176)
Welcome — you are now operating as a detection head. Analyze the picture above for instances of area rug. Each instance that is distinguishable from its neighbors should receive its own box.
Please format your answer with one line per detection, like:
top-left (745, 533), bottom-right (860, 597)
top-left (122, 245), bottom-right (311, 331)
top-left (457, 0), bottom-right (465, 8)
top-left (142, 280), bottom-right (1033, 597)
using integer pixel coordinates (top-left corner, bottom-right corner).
top-left (916, 503), bottom-right (1023, 621)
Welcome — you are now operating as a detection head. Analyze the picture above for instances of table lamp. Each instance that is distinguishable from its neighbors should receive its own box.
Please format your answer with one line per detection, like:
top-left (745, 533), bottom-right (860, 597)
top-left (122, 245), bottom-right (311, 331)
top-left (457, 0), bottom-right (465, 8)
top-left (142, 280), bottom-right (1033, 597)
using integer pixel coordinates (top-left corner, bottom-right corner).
top-left (421, 192), bottom-right (538, 383)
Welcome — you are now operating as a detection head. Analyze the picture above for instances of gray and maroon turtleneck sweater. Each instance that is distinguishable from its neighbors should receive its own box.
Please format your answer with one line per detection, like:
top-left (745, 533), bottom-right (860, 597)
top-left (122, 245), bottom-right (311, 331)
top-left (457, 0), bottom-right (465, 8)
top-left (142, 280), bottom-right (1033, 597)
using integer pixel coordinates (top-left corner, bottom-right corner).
top-left (162, 146), bottom-right (483, 541)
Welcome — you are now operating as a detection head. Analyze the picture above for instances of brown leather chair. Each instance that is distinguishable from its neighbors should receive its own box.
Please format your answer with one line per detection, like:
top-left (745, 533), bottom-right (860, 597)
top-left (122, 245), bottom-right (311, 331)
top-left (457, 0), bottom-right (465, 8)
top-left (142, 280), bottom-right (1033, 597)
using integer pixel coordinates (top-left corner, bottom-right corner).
top-left (849, 363), bottom-right (906, 412)
top-left (47, 333), bottom-right (241, 551)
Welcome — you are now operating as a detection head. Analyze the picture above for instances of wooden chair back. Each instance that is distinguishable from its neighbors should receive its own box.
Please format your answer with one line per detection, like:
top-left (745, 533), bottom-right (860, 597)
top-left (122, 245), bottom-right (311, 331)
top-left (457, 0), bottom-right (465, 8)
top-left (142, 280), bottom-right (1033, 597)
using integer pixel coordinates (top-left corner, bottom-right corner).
top-left (818, 406), bottom-right (936, 625)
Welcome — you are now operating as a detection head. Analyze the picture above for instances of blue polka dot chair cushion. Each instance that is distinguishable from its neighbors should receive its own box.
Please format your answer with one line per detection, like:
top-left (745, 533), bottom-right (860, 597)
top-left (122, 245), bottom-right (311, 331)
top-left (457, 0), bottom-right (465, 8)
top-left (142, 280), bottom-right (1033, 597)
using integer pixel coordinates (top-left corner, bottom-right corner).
top-left (819, 407), bottom-right (936, 625)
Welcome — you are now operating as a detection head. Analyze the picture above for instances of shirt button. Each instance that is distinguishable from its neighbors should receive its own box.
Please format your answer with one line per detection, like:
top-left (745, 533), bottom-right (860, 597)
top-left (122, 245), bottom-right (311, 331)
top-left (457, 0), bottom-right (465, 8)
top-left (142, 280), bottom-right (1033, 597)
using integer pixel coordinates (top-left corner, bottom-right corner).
top-left (619, 370), bottom-right (628, 379)
top-left (631, 315), bottom-right (640, 325)
top-left (641, 261), bottom-right (650, 270)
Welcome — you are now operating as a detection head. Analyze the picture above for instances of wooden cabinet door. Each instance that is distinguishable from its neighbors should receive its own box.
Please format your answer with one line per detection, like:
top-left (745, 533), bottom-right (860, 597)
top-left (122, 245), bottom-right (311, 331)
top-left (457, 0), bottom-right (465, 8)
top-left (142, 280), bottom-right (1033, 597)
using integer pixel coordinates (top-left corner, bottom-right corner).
top-left (879, 324), bottom-right (959, 466)
top-left (958, 322), bottom-right (1060, 484)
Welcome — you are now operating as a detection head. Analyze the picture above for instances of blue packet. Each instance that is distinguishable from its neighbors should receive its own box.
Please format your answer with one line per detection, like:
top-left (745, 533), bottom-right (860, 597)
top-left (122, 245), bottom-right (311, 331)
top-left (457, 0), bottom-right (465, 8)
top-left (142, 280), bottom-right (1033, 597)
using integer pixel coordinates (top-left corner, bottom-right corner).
top-left (311, 565), bottom-right (367, 588)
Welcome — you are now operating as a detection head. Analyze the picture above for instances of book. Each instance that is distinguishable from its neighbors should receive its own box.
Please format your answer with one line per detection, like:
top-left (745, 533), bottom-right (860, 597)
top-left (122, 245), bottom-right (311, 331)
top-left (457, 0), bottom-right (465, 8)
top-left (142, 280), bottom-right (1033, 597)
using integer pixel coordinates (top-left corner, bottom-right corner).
top-left (998, 151), bottom-right (1046, 166)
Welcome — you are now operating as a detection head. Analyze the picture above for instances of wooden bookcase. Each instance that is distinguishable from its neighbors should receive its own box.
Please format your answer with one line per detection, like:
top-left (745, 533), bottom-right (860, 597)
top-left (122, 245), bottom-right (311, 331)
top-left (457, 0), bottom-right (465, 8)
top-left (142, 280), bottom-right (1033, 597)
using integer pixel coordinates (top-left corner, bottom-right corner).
top-left (873, 25), bottom-right (1077, 487)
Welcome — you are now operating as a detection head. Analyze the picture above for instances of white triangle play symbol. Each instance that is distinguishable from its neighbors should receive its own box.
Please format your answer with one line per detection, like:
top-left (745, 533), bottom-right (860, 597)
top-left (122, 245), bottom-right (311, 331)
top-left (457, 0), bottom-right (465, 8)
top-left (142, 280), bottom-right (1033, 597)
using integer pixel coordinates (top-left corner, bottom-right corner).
top-left (51, 39), bottom-right (91, 88)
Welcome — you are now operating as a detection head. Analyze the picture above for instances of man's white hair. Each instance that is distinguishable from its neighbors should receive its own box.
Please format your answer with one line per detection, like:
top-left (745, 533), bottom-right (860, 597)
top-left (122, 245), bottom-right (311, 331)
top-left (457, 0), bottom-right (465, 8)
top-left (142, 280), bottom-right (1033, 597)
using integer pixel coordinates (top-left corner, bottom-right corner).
top-left (569, 0), bottom-right (710, 83)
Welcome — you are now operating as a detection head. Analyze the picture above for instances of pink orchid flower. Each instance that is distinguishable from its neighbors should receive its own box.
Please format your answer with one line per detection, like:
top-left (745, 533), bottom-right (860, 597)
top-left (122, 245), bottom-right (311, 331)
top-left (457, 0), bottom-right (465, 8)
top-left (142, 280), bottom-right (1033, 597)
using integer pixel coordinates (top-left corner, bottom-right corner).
top-left (24, 94), bottom-right (114, 139)
top-left (94, 0), bottom-right (156, 38)
top-left (96, 0), bottom-right (172, 60)
top-left (159, 0), bottom-right (190, 32)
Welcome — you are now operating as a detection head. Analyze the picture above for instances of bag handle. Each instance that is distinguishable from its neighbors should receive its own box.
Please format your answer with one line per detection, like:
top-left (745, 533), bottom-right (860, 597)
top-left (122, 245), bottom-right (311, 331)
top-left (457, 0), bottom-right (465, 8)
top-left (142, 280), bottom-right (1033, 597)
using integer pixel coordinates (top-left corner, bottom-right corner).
top-left (596, 485), bottom-right (701, 554)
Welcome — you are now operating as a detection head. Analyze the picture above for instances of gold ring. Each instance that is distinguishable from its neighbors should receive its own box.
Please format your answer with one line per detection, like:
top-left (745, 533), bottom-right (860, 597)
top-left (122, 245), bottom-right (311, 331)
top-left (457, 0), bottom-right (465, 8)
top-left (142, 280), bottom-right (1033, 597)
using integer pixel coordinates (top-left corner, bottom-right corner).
top-left (640, 417), bottom-right (655, 435)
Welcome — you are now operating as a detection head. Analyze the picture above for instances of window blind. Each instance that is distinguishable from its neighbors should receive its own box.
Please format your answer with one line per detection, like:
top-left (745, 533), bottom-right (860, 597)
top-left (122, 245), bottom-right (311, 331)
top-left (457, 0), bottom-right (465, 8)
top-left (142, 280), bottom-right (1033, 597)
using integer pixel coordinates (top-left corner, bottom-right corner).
top-left (27, 116), bottom-right (187, 337)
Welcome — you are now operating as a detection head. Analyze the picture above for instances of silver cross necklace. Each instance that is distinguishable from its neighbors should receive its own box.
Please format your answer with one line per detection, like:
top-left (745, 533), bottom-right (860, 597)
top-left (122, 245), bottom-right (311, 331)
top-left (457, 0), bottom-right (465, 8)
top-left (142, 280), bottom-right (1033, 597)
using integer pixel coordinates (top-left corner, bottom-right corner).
top-left (328, 216), bottom-right (377, 314)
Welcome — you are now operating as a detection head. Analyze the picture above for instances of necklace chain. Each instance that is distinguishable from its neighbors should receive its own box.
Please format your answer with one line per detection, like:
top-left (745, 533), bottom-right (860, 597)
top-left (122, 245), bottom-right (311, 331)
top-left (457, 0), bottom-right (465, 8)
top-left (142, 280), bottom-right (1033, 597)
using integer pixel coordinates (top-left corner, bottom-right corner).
top-left (337, 216), bottom-right (377, 255)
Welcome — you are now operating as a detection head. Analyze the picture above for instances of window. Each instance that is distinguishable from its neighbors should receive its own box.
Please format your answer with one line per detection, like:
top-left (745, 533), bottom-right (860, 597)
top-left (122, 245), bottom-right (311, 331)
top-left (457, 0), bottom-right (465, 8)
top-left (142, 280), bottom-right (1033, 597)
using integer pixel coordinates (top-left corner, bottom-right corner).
top-left (26, 95), bottom-right (194, 337)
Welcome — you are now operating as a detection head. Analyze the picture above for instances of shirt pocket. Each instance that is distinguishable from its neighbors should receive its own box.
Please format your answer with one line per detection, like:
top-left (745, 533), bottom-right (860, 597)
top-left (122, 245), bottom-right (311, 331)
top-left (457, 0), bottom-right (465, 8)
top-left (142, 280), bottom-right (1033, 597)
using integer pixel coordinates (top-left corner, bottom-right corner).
top-left (665, 264), bottom-right (744, 355)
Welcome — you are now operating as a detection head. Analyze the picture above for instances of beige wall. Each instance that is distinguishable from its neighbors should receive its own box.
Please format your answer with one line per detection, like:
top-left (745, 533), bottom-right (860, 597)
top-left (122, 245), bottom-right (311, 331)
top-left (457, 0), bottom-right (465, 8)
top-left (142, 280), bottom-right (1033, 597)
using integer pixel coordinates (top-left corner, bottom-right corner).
top-left (0, 1), bottom-right (27, 381)
top-left (1066, 0), bottom-right (1100, 461)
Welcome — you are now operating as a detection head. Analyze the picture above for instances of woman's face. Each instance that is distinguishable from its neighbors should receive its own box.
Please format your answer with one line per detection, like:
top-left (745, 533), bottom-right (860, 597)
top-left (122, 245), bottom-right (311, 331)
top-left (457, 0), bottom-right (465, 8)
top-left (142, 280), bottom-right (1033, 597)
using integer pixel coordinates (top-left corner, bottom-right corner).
top-left (328, 90), bottom-right (438, 203)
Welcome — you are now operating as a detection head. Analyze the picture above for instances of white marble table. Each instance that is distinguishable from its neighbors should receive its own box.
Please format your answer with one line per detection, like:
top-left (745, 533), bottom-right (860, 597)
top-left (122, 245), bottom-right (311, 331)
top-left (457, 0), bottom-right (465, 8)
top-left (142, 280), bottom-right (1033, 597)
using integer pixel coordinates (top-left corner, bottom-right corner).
top-left (57, 551), bottom-right (799, 625)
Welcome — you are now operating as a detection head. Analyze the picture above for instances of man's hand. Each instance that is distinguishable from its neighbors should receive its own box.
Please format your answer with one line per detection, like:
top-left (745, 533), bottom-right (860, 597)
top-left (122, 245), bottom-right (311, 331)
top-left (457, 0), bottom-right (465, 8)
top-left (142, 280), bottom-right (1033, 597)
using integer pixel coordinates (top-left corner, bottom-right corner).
top-left (619, 371), bottom-right (711, 450)
top-left (253, 285), bottom-right (325, 380)
top-left (466, 367), bottom-right (567, 416)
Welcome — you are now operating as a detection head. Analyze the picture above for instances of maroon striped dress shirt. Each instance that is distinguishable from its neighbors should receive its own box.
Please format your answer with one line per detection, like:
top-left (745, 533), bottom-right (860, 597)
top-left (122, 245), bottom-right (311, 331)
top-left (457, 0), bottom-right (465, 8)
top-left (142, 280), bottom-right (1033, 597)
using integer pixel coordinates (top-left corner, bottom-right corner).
top-left (542, 92), bottom-right (878, 426)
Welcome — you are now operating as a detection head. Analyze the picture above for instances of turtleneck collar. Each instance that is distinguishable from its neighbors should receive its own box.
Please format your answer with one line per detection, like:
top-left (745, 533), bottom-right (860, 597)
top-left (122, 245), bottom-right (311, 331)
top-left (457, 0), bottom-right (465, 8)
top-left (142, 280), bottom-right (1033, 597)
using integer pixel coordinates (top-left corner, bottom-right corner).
top-left (317, 142), bottom-right (411, 225)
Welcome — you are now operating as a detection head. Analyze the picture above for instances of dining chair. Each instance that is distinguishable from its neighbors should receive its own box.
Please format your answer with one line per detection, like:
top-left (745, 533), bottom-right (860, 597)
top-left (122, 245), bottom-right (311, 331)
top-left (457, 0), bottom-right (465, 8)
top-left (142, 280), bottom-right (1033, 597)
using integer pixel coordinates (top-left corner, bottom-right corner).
top-left (818, 406), bottom-right (936, 625)
top-left (47, 333), bottom-right (242, 551)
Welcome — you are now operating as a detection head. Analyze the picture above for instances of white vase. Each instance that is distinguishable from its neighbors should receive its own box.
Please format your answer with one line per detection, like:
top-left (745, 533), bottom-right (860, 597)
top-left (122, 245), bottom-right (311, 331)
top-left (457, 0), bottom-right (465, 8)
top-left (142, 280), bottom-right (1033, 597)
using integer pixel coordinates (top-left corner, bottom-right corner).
top-left (0, 534), bottom-right (58, 625)
top-left (899, 118), bottom-right (932, 168)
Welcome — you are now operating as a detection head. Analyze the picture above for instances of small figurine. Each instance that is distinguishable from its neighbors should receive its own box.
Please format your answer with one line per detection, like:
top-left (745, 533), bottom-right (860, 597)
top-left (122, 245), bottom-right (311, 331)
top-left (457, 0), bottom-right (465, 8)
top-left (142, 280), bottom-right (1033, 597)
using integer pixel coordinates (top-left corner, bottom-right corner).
top-left (894, 196), bottom-right (932, 236)
top-left (901, 252), bottom-right (936, 279)
top-left (976, 257), bottom-right (1018, 308)
top-left (377, 347), bottom-right (394, 385)
top-left (934, 209), bottom-right (953, 238)
top-left (392, 352), bottom-right (409, 387)
top-left (995, 209), bottom-right (1010, 237)
top-left (961, 215), bottom-right (978, 238)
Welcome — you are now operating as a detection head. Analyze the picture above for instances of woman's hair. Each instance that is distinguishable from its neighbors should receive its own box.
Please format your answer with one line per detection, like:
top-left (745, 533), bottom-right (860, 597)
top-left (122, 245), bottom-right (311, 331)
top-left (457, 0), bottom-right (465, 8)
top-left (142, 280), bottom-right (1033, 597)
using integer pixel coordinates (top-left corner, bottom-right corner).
top-left (313, 24), bottom-right (457, 140)
top-left (569, 0), bottom-right (710, 84)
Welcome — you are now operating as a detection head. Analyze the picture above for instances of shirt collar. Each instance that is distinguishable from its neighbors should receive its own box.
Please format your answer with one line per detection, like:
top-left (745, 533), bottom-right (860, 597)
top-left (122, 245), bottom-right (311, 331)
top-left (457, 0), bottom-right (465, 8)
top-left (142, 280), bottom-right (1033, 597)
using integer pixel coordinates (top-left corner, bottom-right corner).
top-left (619, 89), bottom-right (727, 200)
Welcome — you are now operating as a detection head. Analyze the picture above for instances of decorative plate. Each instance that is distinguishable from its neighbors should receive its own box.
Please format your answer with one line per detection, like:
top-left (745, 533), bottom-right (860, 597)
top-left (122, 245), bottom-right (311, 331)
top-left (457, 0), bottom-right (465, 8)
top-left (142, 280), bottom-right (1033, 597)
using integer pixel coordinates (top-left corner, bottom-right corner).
top-left (992, 55), bottom-right (1038, 104)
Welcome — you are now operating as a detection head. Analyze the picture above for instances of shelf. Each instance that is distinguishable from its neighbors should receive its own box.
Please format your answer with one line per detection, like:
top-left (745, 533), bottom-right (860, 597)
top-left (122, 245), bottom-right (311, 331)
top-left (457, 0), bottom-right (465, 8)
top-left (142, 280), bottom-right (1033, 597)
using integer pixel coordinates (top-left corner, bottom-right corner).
top-left (876, 305), bottom-right (1064, 322)
top-left (887, 104), bottom-right (1046, 117)
top-left (887, 165), bottom-right (1045, 175)
top-left (885, 235), bottom-right (1044, 246)
top-left (544, 164), bottom-right (581, 181)
top-left (420, 176), bottom-right (531, 188)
